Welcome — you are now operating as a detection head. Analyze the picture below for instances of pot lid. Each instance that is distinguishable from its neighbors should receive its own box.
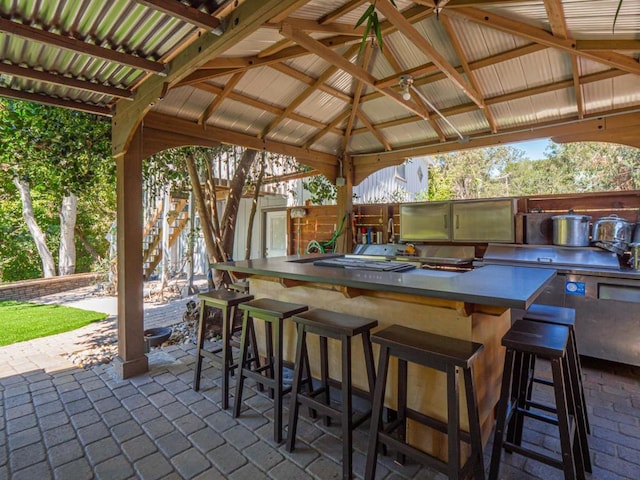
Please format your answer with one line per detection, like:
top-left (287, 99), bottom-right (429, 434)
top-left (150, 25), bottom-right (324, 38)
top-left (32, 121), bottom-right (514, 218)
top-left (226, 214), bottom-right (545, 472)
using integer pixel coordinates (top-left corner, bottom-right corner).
top-left (551, 214), bottom-right (592, 220)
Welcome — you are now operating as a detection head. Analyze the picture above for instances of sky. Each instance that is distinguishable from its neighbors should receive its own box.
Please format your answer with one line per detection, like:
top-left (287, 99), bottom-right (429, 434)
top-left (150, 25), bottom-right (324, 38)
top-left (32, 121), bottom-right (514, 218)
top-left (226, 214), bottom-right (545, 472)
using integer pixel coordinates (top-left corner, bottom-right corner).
top-left (508, 138), bottom-right (552, 160)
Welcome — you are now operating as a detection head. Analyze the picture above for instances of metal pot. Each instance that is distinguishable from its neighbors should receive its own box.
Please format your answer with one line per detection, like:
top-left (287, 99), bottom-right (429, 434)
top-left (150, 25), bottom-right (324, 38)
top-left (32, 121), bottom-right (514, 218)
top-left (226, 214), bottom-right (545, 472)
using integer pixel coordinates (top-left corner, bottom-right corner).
top-left (551, 213), bottom-right (591, 246)
top-left (591, 215), bottom-right (634, 253)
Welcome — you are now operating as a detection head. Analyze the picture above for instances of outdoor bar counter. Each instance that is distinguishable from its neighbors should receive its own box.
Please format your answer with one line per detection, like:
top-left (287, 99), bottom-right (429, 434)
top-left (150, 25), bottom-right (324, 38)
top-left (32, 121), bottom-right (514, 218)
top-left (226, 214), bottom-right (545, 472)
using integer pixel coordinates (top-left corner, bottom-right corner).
top-left (212, 254), bottom-right (555, 457)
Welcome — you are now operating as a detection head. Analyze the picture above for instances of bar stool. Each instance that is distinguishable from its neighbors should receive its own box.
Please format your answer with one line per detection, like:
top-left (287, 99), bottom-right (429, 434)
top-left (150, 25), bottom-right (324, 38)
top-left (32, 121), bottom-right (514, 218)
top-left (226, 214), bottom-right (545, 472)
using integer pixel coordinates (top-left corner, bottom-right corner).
top-left (192, 290), bottom-right (254, 410)
top-left (233, 298), bottom-right (308, 443)
top-left (365, 325), bottom-right (485, 480)
top-left (522, 304), bottom-right (590, 434)
top-left (286, 309), bottom-right (377, 480)
top-left (489, 320), bottom-right (590, 480)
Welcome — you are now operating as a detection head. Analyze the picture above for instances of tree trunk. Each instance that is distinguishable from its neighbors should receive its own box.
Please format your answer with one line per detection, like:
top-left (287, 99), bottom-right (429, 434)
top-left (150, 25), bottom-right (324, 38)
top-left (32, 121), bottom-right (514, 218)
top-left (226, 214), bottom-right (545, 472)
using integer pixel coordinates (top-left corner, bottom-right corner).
top-left (75, 226), bottom-right (102, 262)
top-left (13, 177), bottom-right (57, 277)
top-left (59, 193), bottom-right (77, 275)
top-left (185, 152), bottom-right (221, 265)
top-left (245, 157), bottom-right (265, 260)
top-left (221, 148), bottom-right (257, 256)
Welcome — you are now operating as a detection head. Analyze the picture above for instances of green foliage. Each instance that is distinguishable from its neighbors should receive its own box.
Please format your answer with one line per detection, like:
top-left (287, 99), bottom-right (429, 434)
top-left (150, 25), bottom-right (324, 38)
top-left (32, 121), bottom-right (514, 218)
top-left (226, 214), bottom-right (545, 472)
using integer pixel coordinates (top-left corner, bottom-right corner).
top-left (426, 142), bottom-right (640, 201)
top-left (0, 99), bottom-right (115, 280)
top-left (303, 175), bottom-right (337, 205)
top-left (0, 301), bottom-right (107, 346)
top-left (356, 0), bottom-right (397, 52)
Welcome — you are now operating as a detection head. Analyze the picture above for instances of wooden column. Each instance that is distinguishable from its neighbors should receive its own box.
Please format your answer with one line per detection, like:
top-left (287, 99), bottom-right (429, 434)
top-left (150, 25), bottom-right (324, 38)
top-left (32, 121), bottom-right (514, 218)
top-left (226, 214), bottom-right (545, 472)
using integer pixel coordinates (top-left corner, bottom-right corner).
top-left (113, 125), bottom-right (148, 379)
top-left (335, 155), bottom-right (354, 253)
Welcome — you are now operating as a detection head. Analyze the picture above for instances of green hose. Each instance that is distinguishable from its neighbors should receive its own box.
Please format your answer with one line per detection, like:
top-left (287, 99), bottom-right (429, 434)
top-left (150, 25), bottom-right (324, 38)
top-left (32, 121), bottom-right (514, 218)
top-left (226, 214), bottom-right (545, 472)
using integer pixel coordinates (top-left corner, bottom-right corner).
top-left (305, 212), bottom-right (348, 254)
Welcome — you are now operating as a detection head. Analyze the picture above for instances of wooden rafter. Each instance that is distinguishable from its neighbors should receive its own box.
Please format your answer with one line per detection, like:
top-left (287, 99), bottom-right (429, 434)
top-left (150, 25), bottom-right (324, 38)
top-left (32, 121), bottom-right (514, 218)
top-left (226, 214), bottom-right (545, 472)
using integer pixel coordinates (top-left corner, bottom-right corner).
top-left (319, 0), bottom-right (367, 25)
top-left (280, 24), bottom-right (433, 121)
top-left (0, 62), bottom-right (134, 99)
top-left (143, 112), bottom-right (338, 179)
top-left (443, 7), bottom-right (640, 76)
top-left (113, 0), bottom-right (309, 156)
top-left (260, 44), bottom-right (360, 139)
top-left (0, 17), bottom-right (165, 74)
top-left (265, 18), bottom-right (365, 37)
top-left (440, 15), bottom-right (497, 133)
top-left (194, 82), bottom-right (344, 135)
top-left (576, 40), bottom-right (640, 52)
top-left (351, 68), bottom-right (626, 136)
top-left (133, 0), bottom-right (223, 30)
top-left (0, 86), bottom-right (111, 116)
top-left (342, 42), bottom-right (375, 152)
top-left (198, 72), bottom-right (244, 125)
top-left (357, 111), bottom-right (391, 151)
top-left (374, 0), bottom-right (484, 108)
top-left (268, 63), bottom-right (351, 102)
top-left (543, 0), bottom-right (584, 119)
top-left (303, 110), bottom-right (351, 149)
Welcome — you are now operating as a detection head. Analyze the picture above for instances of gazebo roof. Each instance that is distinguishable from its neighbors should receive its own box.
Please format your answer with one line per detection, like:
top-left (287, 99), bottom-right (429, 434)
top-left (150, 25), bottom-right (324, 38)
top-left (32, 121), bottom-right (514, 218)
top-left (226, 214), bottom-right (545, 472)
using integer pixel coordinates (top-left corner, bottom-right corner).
top-left (1, 0), bottom-right (640, 182)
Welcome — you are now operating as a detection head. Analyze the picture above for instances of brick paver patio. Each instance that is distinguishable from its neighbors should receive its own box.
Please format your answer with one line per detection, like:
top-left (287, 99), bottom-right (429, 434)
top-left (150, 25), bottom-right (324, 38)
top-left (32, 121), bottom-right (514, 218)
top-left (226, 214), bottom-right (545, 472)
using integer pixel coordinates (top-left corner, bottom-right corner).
top-left (1, 284), bottom-right (639, 479)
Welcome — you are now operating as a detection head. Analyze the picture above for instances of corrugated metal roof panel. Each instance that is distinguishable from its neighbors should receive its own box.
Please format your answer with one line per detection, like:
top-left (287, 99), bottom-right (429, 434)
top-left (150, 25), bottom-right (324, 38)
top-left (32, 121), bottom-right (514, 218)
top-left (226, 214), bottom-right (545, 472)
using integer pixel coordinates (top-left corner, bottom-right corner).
top-left (236, 67), bottom-right (307, 110)
top-left (360, 95), bottom-right (415, 124)
top-left (210, 98), bottom-right (274, 136)
top-left (379, 119), bottom-right (439, 147)
top-left (295, 90), bottom-right (349, 124)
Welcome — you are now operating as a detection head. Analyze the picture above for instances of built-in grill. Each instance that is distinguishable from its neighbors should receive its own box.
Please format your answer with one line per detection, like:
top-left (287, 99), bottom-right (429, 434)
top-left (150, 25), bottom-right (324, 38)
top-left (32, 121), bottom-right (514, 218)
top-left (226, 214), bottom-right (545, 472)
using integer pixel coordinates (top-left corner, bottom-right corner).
top-left (483, 243), bottom-right (640, 367)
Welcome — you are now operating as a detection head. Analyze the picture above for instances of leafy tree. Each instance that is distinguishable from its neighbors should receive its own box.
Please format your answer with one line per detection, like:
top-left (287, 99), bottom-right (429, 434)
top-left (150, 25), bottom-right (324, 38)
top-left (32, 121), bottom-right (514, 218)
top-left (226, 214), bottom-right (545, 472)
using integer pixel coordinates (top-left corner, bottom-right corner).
top-left (303, 174), bottom-right (337, 204)
top-left (0, 99), bottom-right (113, 280)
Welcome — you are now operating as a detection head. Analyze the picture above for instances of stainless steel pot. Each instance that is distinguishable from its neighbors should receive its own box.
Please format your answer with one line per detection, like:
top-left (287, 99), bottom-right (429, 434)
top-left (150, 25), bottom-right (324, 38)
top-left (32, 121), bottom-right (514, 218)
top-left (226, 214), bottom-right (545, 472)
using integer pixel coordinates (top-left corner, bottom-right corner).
top-left (591, 215), bottom-right (634, 253)
top-left (551, 213), bottom-right (591, 246)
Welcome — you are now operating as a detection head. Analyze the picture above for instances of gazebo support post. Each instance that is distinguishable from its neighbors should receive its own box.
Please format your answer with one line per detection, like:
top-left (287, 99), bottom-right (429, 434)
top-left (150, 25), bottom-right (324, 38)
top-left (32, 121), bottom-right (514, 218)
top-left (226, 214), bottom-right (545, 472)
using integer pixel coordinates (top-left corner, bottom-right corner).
top-left (113, 124), bottom-right (148, 379)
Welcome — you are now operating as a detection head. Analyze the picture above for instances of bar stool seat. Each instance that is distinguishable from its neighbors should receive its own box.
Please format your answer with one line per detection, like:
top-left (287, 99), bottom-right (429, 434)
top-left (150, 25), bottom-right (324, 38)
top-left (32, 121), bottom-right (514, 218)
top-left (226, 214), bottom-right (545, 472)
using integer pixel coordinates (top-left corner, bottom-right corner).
top-left (489, 319), bottom-right (591, 480)
top-left (193, 290), bottom-right (254, 410)
top-left (365, 325), bottom-right (485, 480)
top-left (233, 298), bottom-right (308, 443)
top-left (522, 304), bottom-right (590, 434)
top-left (286, 309), bottom-right (377, 480)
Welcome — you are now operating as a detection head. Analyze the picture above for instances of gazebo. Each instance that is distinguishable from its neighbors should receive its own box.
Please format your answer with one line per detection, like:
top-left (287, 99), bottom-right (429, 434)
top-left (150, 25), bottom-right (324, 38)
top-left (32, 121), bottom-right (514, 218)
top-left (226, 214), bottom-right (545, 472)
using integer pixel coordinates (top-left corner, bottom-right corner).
top-left (1, 0), bottom-right (639, 378)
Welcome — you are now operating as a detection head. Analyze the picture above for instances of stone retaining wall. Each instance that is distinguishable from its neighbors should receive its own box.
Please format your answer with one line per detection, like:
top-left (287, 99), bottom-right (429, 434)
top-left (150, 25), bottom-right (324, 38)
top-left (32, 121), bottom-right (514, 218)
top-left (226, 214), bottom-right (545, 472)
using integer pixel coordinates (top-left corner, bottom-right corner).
top-left (0, 272), bottom-right (105, 301)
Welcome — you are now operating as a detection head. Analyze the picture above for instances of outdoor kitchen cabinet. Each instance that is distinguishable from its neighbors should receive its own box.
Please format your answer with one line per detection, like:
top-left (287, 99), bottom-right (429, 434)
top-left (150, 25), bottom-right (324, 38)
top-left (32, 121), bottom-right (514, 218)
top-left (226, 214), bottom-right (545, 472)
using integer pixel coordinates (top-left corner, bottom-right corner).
top-left (452, 198), bottom-right (516, 243)
top-left (400, 202), bottom-right (451, 241)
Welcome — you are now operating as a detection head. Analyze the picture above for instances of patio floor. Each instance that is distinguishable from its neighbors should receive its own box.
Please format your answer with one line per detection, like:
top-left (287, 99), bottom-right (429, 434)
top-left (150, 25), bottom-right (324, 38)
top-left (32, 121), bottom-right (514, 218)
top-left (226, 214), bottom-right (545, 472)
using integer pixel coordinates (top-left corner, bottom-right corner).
top-left (1, 285), bottom-right (639, 479)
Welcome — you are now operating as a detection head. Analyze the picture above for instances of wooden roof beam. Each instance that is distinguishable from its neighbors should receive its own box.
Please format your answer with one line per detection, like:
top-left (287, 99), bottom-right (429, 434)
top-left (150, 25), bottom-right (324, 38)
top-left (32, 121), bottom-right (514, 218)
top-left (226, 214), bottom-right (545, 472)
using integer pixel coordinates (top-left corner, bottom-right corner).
top-left (0, 17), bottom-right (165, 75)
top-left (303, 110), bottom-right (350, 149)
top-left (543, 0), bottom-right (584, 119)
top-left (342, 42), bottom-right (375, 152)
top-left (319, 0), bottom-right (367, 25)
top-left (280, 24), bottom-right (433, 121)
top-left (0, 62), bottom-right (134, 99)
top-left (133, 0), bottom-right (223, 30)
top-left (375, 0), bottom-right (485, 108)
top-left (0, 86), bottom-right (111, 116)
top-left (443, 6), bottom-right (640, 76)
top-left (198, 72), bottom-right (244, 125)
top-left (113, 0), bottom-right (309, 157)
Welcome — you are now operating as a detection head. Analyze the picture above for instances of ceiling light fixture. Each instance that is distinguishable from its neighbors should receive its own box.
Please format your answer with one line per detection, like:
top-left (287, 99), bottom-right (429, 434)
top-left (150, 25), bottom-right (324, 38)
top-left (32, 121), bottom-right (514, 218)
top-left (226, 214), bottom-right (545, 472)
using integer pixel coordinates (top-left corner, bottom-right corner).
top-left (399, 74), bottom-right (469, 143)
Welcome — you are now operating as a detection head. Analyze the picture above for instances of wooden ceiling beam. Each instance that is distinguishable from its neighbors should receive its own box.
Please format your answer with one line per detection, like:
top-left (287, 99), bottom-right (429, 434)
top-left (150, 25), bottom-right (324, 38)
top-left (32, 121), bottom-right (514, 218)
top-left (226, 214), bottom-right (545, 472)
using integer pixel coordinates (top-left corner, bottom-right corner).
top-left (113, 0), bottom-right (309, 157)
top-left (576, 40), bottom-right (640, 52)
top-left (0, 86), bottom-right (111, 116)
top-left (198, 72), bottom-right (244, 125)
top-left (319, 0), bottom-right (367, 25)
top-left (194, 83), bottom-right (343, 134)
top-left (375, 0), bottom-right (485, 108)
top-left (351, 68), bottom-right (626, 136)
top-left (543, 0), bottom-right (583, 118)
top-left (0, 62), bottom-right (134, 99)
top-left (342, 42), bottom-right (374, 152)
top-left (304, 110), bottom-right (350, 149)
top-left (268, 63), bottom-right (351, 102)
top-left (351, 112), bottom-right (640, 183)
top-left (357, 111), bottom-right (392, 151)
top-left (0, 17), bottom-right (165, 74)
top-left (266, 18), bottom-right (365, 37)
top-left (133, 0), bottom-right (222, 30)
top-left (280, 24), bottom-right (433, 121)
top-left (443, 6), bottom-right (640, 76)
top-left (440, 14), bottom-right (497, 133)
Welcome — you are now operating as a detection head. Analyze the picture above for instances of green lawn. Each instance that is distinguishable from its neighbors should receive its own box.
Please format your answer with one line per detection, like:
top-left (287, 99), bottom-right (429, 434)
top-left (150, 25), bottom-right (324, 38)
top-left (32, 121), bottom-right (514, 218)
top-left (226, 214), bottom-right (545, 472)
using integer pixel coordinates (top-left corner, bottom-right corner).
top-left (0, 301), bottom-right (108, 347)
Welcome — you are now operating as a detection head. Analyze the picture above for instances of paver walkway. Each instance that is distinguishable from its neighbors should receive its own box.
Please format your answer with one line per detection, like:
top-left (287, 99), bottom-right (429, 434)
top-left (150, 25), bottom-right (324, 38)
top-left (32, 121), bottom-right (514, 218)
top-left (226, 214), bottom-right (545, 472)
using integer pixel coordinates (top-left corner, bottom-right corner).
top-left (1, 283), bottom-right (640, 479)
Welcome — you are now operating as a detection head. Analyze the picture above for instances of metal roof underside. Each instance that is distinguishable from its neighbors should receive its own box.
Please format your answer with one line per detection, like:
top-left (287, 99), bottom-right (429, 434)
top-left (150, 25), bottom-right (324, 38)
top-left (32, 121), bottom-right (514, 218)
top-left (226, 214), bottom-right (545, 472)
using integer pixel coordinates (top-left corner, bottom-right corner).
top-left (1, 0), bottom-right (639, 178)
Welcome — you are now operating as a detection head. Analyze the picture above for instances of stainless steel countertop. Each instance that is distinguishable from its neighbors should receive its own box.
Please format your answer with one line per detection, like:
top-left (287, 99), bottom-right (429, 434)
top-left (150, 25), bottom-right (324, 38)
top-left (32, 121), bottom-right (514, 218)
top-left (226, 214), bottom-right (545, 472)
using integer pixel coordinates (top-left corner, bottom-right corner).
top-left (213, 254), bottom-right (556, 310)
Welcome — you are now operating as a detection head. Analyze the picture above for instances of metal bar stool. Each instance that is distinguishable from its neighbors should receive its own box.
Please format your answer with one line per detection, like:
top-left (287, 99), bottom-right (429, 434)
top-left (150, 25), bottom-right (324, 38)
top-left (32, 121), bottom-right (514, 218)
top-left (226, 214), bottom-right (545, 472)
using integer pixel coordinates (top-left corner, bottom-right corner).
top-left (192, 290), bottom-right (254, 410)
top-left (365, 325), bottom-right (485, 480)
top-left (489, 319), bottom-right (590, 480)
top-left (286, 309), bottom-right (377, 480)
top-left (522, 304), bottom-right (590, 434)
top-left (233, 298), bottom-right (308, 443)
